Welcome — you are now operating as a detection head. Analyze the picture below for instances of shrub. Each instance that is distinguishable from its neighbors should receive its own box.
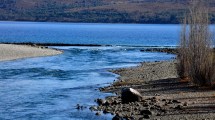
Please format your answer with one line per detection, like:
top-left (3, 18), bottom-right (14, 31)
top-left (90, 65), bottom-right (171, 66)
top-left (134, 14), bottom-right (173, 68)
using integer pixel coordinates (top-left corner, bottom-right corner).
top-left (178, 0), bottom-right (215, 86)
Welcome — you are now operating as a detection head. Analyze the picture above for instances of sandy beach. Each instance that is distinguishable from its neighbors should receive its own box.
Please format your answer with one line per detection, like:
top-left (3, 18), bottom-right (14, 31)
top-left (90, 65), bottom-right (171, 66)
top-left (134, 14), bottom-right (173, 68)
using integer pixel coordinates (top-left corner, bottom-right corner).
top-left (0, 44), bottom-right (62, 61)
top-left (92, 60), bottom-right (215, 120)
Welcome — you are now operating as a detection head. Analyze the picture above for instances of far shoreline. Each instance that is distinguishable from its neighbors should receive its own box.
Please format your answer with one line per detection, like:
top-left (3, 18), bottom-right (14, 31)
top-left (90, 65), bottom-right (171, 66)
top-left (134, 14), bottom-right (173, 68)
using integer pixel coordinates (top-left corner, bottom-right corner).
top-left (0, 20), bottom-right (182, 25)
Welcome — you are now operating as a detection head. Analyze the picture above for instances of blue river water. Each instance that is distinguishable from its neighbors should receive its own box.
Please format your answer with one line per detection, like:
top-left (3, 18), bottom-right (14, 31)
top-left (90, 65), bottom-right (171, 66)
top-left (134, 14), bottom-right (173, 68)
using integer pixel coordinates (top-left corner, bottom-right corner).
top-left (0, 22), bottom-right (176, 120)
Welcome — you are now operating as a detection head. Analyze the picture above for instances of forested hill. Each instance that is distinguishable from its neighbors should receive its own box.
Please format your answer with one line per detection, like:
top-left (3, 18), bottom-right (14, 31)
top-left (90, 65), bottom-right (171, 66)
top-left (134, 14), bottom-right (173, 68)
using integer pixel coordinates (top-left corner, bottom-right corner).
top-left (1, 0), bottom-right (215, 24)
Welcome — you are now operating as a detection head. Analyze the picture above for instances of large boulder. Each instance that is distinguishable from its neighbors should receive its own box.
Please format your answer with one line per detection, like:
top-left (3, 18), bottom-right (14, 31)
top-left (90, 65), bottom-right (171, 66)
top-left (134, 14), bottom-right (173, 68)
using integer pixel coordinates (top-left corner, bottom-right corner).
top-left (121, 88), bottom-right (142, 103)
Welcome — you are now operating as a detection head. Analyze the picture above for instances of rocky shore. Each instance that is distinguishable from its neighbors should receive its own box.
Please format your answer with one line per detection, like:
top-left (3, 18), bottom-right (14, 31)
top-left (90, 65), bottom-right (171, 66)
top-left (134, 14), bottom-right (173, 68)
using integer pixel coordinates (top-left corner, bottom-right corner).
top-left (91, 60), bottom-right (215, 120)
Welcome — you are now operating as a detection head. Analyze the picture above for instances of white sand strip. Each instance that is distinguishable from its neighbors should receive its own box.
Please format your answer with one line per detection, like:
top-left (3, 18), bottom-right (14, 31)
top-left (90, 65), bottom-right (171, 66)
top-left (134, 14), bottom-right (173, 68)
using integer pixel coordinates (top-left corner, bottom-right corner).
top-left (0, 44), bottom-right (63, 61)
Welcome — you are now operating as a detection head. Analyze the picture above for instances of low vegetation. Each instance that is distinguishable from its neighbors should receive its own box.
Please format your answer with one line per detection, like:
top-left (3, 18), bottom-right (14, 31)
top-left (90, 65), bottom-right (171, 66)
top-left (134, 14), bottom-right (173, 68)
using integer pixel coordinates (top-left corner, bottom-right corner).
top-left (1, 0), bottom-right (215, 23)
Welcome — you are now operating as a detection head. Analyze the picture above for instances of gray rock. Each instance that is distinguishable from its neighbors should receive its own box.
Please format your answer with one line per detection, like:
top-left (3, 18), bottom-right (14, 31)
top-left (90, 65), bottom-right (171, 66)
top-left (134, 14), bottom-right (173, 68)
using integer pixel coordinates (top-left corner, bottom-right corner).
top-left (121, 88), bottom-right (142, 103)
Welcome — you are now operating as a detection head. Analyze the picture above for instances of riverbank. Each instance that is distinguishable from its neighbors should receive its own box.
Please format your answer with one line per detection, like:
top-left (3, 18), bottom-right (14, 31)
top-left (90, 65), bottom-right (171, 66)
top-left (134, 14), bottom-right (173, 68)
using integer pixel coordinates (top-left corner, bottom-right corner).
top-left (0, 44), bottom-right (62, 61)
top-left (92, 60), bottom-right (215, 120)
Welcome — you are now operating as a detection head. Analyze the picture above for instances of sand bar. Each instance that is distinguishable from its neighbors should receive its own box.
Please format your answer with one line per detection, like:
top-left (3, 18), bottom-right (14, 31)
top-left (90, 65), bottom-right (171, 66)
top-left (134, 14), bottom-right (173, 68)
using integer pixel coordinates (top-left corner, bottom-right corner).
top-left (0, 44), bottom-right (62, 61)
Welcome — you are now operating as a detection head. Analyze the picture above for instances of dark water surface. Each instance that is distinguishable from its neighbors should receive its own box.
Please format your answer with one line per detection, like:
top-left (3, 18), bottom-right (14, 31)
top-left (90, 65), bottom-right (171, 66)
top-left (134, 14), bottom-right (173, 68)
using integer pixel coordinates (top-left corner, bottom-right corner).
top-left (0, 22), bottom-right (176, 120)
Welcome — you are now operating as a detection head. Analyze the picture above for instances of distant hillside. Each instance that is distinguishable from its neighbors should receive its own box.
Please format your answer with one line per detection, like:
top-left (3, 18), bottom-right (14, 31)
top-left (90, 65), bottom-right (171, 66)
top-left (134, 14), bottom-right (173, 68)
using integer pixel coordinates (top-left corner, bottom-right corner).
top-left (1, 0), bottom-right (215, 23)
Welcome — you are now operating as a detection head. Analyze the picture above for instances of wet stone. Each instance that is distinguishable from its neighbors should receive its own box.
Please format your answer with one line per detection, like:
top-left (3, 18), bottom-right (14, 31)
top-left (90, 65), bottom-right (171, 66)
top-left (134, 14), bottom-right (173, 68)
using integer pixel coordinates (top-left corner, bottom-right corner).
top-left (96, 99), bottom-right (106, 106)
top-left (112, 115), bottom-right (123, 120)
top-left (76, 104), bottom-right (84, 110)
top-left (89, 106), bottom-right (98, 111)
top-left (95, 112), bottom-right (101, 116)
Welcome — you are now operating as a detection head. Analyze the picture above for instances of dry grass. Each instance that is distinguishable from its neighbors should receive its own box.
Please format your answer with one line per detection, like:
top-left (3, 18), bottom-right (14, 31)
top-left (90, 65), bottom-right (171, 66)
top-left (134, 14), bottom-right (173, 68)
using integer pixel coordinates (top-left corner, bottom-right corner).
top-left (178, 0), bottom-right (215, 87)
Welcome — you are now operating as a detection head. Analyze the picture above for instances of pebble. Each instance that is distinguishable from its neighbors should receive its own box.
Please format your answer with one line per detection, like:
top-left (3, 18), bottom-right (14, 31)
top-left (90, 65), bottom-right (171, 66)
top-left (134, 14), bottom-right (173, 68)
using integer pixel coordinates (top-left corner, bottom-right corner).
top-left (183, 102), bottom-right (188, 106)
top-left (175, 105), bottom-right (183, 110)
top-left (172, 100), bottom-right (181, 103)
top-left (141, 109), bottom-right (152, 115)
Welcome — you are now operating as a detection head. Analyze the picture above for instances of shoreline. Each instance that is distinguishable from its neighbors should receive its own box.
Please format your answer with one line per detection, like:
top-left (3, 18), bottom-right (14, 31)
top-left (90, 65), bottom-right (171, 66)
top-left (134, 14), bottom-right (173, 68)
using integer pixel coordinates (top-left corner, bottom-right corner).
top-left (1, 42), bottom-right (178, 48)
top-left (0, 44), bottom-right (63, 62)
top-left (92, 60), bottom-right (215, 119)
